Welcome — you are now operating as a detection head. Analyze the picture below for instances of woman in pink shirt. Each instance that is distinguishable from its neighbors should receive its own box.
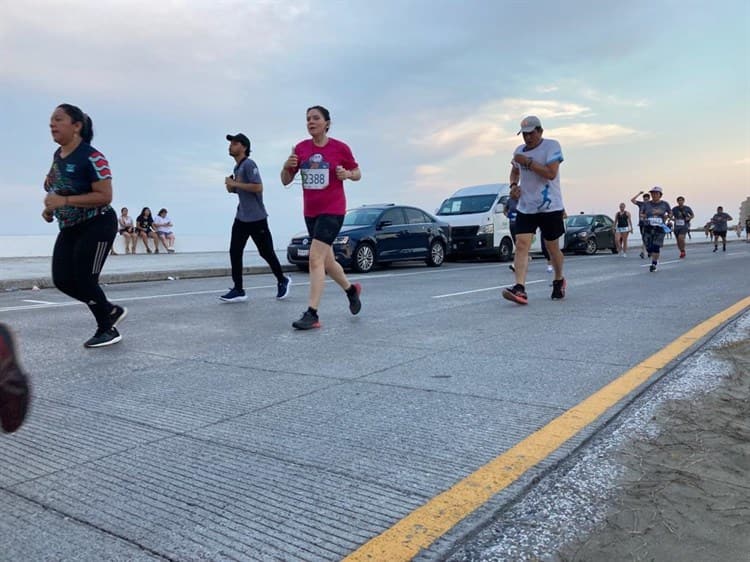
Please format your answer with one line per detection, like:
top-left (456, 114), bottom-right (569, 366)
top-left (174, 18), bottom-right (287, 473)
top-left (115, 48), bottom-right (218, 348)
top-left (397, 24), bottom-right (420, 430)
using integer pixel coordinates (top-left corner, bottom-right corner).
top-left (281, 106), bottom-right (362, 330)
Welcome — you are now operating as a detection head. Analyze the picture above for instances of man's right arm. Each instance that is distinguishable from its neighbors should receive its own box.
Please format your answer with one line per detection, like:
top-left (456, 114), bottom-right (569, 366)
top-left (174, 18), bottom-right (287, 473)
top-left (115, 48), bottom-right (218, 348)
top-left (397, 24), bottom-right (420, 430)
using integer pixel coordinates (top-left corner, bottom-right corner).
top-left (509, 165), bottom-right (520, 187)
top-left (630, 191), bottom-right (644, 204)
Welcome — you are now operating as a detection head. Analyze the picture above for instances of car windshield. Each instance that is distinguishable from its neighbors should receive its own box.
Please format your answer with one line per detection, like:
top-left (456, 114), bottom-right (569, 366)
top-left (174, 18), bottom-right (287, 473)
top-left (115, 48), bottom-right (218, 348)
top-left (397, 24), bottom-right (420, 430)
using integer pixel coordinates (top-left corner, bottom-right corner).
top-left (437, 194), bottom-right (497, 215)
top-left (343, 209), bottom-right (382, 226)
top-left (566, 215), bottom-right (594, 228)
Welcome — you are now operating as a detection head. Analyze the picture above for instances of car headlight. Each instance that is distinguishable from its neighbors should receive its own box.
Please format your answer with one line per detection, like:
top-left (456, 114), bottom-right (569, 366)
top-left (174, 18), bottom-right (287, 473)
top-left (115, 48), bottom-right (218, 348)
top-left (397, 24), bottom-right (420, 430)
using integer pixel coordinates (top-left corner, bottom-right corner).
top-left (477, 224), bottom-right (494, 235)
top-left (576, 232), bottom-right (589, 239)
top-left (333, 235), bottom-right (349, 245)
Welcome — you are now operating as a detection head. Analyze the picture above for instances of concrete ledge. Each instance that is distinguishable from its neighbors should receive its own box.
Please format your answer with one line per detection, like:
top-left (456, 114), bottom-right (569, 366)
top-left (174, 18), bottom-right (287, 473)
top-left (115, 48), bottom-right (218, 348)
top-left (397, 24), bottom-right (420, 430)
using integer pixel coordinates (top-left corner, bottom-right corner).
top-left (0, 265), bottom-right (297, 292)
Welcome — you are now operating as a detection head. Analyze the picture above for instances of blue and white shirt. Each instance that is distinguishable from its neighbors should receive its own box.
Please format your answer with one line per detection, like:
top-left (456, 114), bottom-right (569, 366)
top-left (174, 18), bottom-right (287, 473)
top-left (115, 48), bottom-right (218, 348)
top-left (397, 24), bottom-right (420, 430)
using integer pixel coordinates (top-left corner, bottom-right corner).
top-left (512, 138), bottom-right (564, 214)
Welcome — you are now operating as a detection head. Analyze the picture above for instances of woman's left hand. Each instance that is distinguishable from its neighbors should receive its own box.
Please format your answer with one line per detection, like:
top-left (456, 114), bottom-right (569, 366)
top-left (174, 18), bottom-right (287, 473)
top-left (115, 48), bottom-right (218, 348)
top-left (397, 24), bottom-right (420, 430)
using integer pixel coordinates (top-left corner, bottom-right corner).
top-left (335, 165), bottom-right (350, 180)
top-left (44, 192), bottom-right (67, 211)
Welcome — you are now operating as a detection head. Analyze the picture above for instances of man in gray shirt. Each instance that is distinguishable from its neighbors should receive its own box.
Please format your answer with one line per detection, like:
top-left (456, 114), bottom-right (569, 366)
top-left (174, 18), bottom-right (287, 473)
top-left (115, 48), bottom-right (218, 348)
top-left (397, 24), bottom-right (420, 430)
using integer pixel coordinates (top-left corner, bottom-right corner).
top-left (221, 133), bottom-right (290, 302)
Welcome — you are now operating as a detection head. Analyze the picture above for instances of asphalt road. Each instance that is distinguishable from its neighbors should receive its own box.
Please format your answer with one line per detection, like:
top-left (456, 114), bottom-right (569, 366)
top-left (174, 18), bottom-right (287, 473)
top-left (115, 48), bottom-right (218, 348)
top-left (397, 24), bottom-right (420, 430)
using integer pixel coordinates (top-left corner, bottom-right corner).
top-left (1, 242), bottom-right (748, 561)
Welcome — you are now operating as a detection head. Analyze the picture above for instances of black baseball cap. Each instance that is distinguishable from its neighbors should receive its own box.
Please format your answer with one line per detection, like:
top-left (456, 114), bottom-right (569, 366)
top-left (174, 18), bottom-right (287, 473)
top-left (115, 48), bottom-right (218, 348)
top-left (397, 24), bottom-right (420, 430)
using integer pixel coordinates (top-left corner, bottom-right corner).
top-left (226, 133), bottom-right (250, 150)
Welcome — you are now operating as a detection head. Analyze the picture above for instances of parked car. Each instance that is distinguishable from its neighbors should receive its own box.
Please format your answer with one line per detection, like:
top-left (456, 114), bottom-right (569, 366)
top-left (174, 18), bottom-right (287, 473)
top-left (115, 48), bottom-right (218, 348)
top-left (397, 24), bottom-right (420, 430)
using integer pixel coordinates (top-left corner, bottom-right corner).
top-left (563, 214), bottom-right (618, 255)
top-left (287, 204), bottom-right (450, 273)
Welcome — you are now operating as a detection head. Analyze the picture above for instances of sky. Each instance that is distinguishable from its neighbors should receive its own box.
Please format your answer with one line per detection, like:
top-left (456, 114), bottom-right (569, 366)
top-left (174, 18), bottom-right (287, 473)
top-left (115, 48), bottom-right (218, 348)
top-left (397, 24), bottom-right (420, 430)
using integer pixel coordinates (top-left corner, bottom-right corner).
top-left (2, 0), bottom-right (749, 248)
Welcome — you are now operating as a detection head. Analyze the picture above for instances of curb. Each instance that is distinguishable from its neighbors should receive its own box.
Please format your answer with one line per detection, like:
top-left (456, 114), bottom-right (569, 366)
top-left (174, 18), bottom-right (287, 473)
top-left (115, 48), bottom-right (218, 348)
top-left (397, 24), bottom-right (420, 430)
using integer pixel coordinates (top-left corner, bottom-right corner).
top-left (0, 264), bottom-right (298, 292)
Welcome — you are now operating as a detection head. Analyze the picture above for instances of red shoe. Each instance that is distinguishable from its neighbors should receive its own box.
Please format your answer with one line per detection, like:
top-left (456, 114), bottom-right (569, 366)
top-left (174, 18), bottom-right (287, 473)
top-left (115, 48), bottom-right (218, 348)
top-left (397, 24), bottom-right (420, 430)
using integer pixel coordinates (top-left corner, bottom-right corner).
top-left (679, 251), bottom-right (686, 259)
top-left (502, 284), bottom-right (528, 305)
top-left (0, 324), bottom-right (31, 433)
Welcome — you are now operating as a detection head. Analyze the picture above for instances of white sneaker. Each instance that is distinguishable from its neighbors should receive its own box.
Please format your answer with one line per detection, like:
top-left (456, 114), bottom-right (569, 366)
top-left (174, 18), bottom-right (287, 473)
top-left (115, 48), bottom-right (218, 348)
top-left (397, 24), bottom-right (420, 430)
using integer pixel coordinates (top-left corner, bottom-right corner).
top-left (622, 252), bottom-right (627, 257)
top-left (546, 264), bottom-right (553, 273)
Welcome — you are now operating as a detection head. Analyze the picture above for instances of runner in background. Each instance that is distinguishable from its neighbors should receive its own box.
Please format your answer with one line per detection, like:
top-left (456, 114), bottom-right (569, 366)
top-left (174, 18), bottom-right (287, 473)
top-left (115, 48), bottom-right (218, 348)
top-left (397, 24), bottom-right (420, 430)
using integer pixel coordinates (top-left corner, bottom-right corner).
top-left (710, 206), bottom-right (733, 252)
top-left (630, 190), bottom-right (651, 259)
top-left (671, 196), bottom-right (694, 258)
top-left (614, 202), bottom-right (633, 257)
top-left (222, 133), bottom-right (290, 303)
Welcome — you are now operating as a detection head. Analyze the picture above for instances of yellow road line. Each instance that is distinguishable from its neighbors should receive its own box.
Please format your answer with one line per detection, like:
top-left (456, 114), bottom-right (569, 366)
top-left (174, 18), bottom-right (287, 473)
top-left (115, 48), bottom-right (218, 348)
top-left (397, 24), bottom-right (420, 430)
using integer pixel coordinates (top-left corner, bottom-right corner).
top-left (344, 295), bottom-right (750, 561)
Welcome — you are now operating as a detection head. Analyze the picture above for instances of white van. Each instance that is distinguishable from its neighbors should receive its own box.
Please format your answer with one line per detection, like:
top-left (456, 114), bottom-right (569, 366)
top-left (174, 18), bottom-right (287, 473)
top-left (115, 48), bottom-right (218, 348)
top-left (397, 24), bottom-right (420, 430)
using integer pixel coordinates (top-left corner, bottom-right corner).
top-left (436, 183), bottom-right (514, 261)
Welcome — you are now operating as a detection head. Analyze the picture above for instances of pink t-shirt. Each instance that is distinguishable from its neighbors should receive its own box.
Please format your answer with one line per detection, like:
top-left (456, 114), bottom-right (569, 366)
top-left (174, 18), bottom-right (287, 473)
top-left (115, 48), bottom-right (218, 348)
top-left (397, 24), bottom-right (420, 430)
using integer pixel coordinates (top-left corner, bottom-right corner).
top-left (292, 137), bottom-right (358, 217)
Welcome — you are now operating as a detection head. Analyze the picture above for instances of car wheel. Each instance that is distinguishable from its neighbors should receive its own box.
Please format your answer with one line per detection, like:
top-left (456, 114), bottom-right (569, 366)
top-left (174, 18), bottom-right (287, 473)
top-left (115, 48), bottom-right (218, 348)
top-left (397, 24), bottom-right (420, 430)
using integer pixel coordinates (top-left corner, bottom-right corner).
top-left (426, 240), bottom-right (445, 267)
top-left (498, 237), bottom-right (513, 262)
top-left (352, 243), bottom-right (375, 273)
top-left (611, 246), bottom-right (619, 254)
top-left (584, 238), bottom-right (598, 255)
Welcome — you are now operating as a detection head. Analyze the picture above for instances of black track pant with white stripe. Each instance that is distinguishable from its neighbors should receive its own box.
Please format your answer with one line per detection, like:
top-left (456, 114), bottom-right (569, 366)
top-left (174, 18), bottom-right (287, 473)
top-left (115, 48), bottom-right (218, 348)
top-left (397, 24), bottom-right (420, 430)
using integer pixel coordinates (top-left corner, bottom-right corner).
top-left (52, 208), bottom-right (117, 330)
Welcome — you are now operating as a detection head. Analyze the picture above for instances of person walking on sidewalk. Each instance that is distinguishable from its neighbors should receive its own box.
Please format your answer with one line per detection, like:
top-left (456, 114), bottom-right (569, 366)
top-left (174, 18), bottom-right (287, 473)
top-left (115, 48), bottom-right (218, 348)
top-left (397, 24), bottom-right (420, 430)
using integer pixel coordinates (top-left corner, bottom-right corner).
top-left (614, 202), bottom-right (633, 256)
top-left (710, 206), bottom-right (733, 252)
top-left (221, 133), bottom-right (291, 303)
top-left (639, 186), bottom-right (672, 272)
top-left (502, 115), bottom-right (566, 305)
top-left (630, 190), bottom-right (651, 259)
top-left (42, 104), bottom-right (127, 348)
top-left (671, 196), bottom-right (694, 258)
top-left (280, 106), bottom-right (362, 329)
top-left (0, 324), bottom-right (31, 434)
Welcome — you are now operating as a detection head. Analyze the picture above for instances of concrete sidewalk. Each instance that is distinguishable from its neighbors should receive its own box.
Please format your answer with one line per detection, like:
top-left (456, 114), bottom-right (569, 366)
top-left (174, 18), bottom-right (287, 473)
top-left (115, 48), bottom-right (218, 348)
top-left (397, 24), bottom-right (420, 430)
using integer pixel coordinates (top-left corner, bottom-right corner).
top-left (0, 250), bottom-right (294, 291)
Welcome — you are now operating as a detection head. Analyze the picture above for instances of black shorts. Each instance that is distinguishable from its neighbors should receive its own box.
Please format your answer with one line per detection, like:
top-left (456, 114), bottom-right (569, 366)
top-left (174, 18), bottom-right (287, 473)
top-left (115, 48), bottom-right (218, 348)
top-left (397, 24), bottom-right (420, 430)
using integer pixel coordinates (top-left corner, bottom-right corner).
top-left (515, 210), bottom-right (565, 241)
top-left (673, 226), bottom-right (689, 236)
top-left (304, 214), bottom-right (345, 246)
top-left (643, 226), bottom-right (666, 251)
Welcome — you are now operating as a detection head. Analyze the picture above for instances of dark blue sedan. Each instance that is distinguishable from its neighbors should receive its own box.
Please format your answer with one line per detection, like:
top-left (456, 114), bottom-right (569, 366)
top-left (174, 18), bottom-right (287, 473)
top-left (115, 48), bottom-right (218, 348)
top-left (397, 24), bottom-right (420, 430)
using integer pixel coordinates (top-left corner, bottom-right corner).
top-left (287, 204), bottom-right (450, 273)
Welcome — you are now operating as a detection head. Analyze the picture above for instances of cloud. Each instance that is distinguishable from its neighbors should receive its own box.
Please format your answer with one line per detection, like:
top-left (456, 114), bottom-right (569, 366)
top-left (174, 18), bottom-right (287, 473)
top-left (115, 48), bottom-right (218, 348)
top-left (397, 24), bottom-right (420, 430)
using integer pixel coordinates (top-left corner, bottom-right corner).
top-left (579, 87), bottom-right (650, 108)
top-left (0, 0), bottom-right (311, 107)
top-left (552, 123), bottom-right (641, 146)
top-left (733, 157), bottom-right (750, 165)
top-left (410, 98), bottom-right (594, 158)
top-left (536, 85), bottom-right (560, 93)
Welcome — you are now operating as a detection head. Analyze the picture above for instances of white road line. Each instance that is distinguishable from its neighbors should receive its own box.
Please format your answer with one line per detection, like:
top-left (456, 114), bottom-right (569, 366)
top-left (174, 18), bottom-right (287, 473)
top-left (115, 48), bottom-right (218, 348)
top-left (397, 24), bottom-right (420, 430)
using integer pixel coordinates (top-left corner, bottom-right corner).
top-left (432, 279), bottom-right (546, 299)
top-left (22, 299), bottom-right (57, 304)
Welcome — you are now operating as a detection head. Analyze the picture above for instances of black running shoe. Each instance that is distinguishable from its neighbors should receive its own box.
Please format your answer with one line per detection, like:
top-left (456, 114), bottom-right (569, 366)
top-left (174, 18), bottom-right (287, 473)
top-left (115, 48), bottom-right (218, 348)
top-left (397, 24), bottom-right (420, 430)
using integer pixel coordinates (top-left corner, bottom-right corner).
top-left (276, 276), bottom-right (292, 300)
top-left (649, 264), bottom-right (658, 272)
top-left (508, 264), bottom-right (515, 272)
top-left (219, 288), bottom-right (247, 302)
top-left (110, 305), bottom-right (128, 328)
top-left (292, 310), bottom-right (321, 330)
top-left (0, 324), bottom-right (31, 433)
top-left (84, 327), bottom-right (122, 348)
top-left (551, 278), bottom-right (566, 300)
top-left (347, 283), bottom-right (362, 315)
top-left (502, 284), bottom-right (528, 305)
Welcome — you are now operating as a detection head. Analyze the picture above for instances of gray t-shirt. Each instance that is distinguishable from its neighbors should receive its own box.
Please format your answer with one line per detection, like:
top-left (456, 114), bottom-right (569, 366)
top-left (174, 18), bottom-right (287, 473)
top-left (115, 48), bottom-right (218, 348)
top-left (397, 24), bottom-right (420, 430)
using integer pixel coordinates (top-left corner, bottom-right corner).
top-left (641, 200), bottom-right (671, 228)
top-left (512, 138), bottom-right (564, 214)
top-left (711, 212), bottom-right (732, 232)
top-left (233, 158), bottom-right (267, 223)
